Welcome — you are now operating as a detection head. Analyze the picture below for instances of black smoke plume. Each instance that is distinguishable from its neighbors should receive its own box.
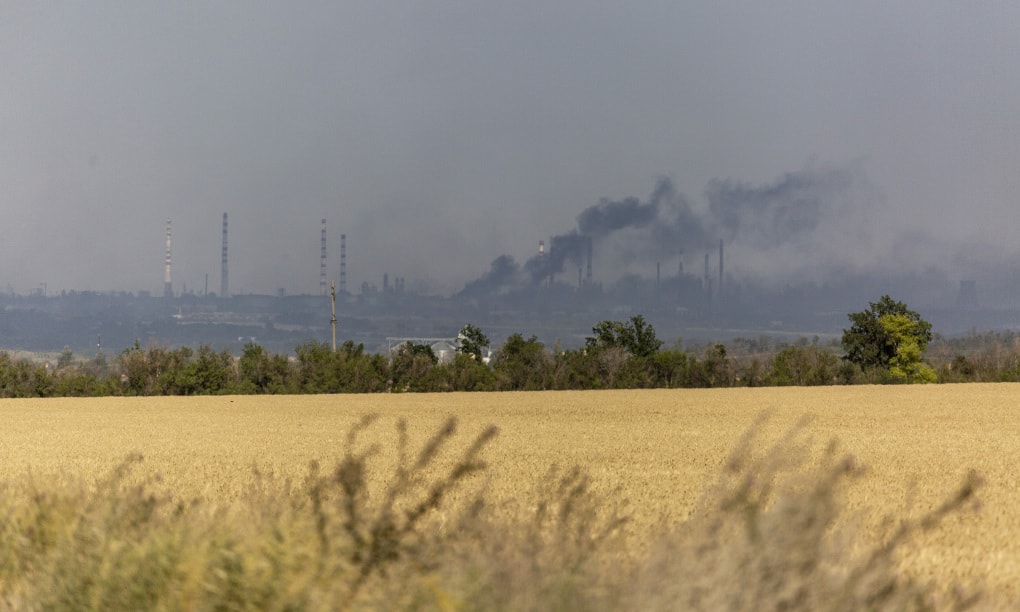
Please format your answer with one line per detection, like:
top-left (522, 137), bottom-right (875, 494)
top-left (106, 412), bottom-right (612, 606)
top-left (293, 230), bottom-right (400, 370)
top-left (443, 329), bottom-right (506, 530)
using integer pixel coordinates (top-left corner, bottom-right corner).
top-left (705, 166), bottom-right (856, 248)
top-left (577, 195), bottom-right (658, 237)
top-left (462, 164), bottom-right (874, 295)
top-left (458, 254), bottom-right (522, 298)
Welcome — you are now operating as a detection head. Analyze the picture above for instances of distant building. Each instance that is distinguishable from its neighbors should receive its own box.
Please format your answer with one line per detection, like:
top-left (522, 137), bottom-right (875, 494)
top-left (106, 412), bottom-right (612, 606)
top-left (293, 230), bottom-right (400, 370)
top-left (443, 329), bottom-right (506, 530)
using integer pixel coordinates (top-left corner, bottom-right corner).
top-left (430, 340), bottom-right (457, 364)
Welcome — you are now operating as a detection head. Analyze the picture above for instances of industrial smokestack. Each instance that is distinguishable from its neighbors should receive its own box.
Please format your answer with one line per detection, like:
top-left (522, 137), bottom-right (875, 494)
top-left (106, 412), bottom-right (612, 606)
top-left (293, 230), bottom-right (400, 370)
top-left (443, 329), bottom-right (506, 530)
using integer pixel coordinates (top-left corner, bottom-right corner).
top-left (538, 239), bottom-right (552, 287)
top-left (340, 233), bottom-right (347, 294)
top-left (678, 249), bottom-right (684, 276)
top-left (718, 239), bottom-right (724, 303)
top-left (548, 241), bottom-right (555, 287)
top-left (704, 252), bottom-right (710, 295)
top-left (164, 220), bottom-right (173, 298)
top-left (320, 219), bottom-right (328, 296)
top-left (656, 261), bottom-right (661, 297)
top-left (586, 236), bottom-right (593, 284)
top-left (221, 213), bottom-right (229, 298)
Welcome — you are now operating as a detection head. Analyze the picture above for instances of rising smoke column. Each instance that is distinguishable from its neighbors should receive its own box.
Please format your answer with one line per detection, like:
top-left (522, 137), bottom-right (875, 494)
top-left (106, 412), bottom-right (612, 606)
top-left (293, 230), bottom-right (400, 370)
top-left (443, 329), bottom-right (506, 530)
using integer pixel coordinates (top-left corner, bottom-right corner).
top-left (695, 163), bottom-right (887, 283)
top-left (462, 162), bottom-right (880, 295)
top-left (703, 165), bottom-right (858, 248)
top-left (524, 232), bottom-right (590, 284)
top-left (524, 182), bottom-right (669, 284)
top-left (458, 254), bottom-right (523, 298)
top-left (577, 194), bottom-right (659, 236)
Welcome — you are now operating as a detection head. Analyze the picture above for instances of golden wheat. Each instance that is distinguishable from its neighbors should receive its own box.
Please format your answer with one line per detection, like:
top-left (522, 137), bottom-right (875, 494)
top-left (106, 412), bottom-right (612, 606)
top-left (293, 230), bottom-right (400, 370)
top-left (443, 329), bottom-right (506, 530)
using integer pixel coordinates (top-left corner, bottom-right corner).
top-left (0, 384), bottom-right (1013, 599)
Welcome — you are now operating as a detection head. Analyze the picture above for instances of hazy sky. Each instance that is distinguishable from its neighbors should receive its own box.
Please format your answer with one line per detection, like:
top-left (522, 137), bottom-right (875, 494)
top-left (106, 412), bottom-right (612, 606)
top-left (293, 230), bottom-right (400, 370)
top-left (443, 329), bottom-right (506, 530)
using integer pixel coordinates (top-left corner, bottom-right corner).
top-left (3, 2), bottom-right (1019, 296)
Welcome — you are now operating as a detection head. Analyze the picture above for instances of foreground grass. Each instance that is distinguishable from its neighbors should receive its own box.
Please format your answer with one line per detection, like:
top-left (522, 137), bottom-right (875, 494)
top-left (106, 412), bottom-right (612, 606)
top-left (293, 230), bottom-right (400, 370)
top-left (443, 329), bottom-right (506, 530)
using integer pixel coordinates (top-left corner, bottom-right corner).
top-left (0, 386), bottom-right (1015, 606)
top-left (0, 408), bottom-right (995, 610)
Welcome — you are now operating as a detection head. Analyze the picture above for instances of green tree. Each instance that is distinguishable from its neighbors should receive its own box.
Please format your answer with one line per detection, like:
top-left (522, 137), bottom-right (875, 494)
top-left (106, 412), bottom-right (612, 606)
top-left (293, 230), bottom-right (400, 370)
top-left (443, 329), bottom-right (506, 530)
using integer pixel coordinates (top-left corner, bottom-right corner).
top-left (551, 348), bottom-right (604, 390)
top-left (390, 342), bottom-right (439, 392)
top-left (178, 345), bottom-right (236, 394)
top-left (842, 296), bottom-right (933, 376)
top-left (445, 353), bottom-right (495, 391)
top-left (881, 313), bottom-right (937, 383)
top-left (648, 350), bottom-right (689, 388)
top-left (770, 345), bottom-right (840, 386)
top-left (583, 316), bottom-right (664, 388)
top-left (688, 344), bottom-right (733, 388)
top-left (57, 346), bottom-right (74, 370)
top-left (116, 342), bottom-right (193, 395)
top-left (585, 315), bottom-right (662, 358)
top-left (294, 340), bottom-right (389, 394)
top-left (294, 341), bottom-right (340, 393)
top-left (238, 343), bottom-right (292, 393)
top-left (53, 369), bottom-right (113, 397)
top-left (335, 340), bottom-right (389, 393)
top-left (456, 324), bottom-right (491, 363)
top-left (492, 333), bottom-right (551, 390)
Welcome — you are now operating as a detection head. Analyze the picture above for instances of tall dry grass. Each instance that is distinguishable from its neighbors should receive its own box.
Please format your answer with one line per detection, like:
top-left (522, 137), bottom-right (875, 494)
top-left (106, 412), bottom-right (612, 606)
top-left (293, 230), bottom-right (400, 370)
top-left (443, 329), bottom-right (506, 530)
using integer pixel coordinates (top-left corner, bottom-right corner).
top-left (0, 412), bottom-right (990, 610)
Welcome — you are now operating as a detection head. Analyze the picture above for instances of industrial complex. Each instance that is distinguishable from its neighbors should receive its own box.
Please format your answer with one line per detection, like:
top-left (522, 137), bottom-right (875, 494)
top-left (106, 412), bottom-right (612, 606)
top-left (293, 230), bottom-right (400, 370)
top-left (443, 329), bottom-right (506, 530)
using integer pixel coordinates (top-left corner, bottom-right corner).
top-left (1, 206), bottom-right (1015, 359)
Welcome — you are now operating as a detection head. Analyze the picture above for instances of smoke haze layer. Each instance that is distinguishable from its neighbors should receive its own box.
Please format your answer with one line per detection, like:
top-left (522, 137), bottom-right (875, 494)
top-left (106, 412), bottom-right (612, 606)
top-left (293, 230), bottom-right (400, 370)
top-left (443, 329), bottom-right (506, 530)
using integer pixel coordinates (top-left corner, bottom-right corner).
top-left (466, 163), bottom-right (908, 295)
top-left (4, 4), bottom-right (1020, 298)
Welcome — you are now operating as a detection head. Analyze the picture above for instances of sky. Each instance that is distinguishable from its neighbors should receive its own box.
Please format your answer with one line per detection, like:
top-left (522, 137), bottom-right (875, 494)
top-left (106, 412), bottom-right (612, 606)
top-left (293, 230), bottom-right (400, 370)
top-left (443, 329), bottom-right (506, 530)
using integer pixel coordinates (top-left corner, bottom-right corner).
top-left (3, 2), bottom-right (1020, 297)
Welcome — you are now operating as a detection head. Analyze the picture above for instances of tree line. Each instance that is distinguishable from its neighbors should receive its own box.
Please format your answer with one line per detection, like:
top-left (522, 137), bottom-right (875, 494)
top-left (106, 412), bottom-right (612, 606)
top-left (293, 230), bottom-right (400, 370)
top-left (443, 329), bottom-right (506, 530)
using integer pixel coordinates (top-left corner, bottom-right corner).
top-left (0, 296), bottom-right (1015, 397)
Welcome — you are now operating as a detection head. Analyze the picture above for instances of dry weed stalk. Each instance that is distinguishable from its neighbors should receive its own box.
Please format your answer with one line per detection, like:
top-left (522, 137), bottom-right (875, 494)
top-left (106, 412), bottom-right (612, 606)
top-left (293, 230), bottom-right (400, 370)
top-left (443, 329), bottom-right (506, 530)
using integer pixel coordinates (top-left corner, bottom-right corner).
top-left (322, 414), bottom-right (498, 597)
top-left (631, 412), bottom-right (985, 611)
top-left (0, 408), bottom-right (994, 611)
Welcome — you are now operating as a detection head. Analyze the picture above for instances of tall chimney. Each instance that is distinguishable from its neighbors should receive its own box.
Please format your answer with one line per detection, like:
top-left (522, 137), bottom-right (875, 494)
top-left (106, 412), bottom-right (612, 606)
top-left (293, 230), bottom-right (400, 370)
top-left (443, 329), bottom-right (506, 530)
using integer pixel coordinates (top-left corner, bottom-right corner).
top-left (163, 220), bottom-right (173, 298)
top-left (586, 236), bottom-right (593, 284)
top-left (678, 248), bottom-right (684, 276)
top-left (339, 233), bottom-right (347, 294)
top-left (221, 213), bottom-right (229, 297)
top-left (320, 219), bottom-right (328, 296)
top-left (548, 242), bottom-right (554, 287)
top-left (656, 261), bottom-right (661, 296)
top-left (718, 239), bottom-right (724, 302)
top-left (539, 240), bottom-right (545, 257)
top-left (704, 252), bottom-right (710, 293)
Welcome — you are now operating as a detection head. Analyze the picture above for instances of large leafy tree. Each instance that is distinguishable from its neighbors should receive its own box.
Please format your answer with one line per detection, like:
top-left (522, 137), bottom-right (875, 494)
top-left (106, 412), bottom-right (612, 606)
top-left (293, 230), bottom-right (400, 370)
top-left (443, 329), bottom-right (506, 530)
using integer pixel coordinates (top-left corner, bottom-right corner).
top-left (492, 333), bottom-right (551, 390)
top-left (456, 324), bottom-right (491, 363)
top-left (390, 342), bottom-right (439, 392)
top-left (238, 343), bottom-right (292, 393)
top-left (771, 345), bottom-right (839, 386)
top-left (585, 315), bottom-right (663, 358)
top-left (842, 296), bottom-right (933, 377)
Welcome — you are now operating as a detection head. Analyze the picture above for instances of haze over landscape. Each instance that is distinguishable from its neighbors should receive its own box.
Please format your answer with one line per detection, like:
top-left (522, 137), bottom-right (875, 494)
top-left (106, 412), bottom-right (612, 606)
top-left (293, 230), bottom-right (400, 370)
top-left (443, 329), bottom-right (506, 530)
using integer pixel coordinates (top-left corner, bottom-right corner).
top-left (3, 2), bottom-right (1019, 305)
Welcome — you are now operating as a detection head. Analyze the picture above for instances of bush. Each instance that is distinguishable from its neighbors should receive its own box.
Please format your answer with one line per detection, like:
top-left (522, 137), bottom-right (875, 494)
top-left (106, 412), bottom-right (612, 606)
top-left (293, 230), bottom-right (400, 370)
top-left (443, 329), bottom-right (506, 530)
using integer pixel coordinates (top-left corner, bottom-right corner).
top-left (770, 345), bottom-right (840, 386)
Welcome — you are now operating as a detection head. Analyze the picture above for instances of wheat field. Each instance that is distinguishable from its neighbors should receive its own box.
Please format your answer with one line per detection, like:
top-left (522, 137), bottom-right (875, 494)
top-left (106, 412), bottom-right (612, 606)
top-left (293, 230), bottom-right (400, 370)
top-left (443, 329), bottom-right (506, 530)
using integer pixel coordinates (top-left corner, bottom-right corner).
top-left (0, 385), bottom-right (1015, 601)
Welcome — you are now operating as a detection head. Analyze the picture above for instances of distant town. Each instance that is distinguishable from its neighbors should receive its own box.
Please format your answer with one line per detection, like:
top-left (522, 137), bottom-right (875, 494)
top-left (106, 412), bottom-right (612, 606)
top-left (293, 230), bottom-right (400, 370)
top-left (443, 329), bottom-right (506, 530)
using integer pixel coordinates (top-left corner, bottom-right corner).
top-left (1, 262), bottom-right (1014, 360)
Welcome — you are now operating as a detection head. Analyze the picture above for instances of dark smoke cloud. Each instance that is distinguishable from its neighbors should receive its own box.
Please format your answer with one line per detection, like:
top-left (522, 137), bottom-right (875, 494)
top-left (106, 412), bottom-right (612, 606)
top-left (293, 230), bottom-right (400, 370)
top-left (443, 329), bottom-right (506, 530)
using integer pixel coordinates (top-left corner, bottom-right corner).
top-left (524, 232), bottom-right (591, 284)
top-left (577, 196), bottom-right (658, 236)
top-left (704, 166), bottom-right (856, 248)
top-left (458, 254), bottom-right (522, 298)
top-left (524, 179), bottom-right (677, 285)
top-left (462, 163), bottom-right (876, 295)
